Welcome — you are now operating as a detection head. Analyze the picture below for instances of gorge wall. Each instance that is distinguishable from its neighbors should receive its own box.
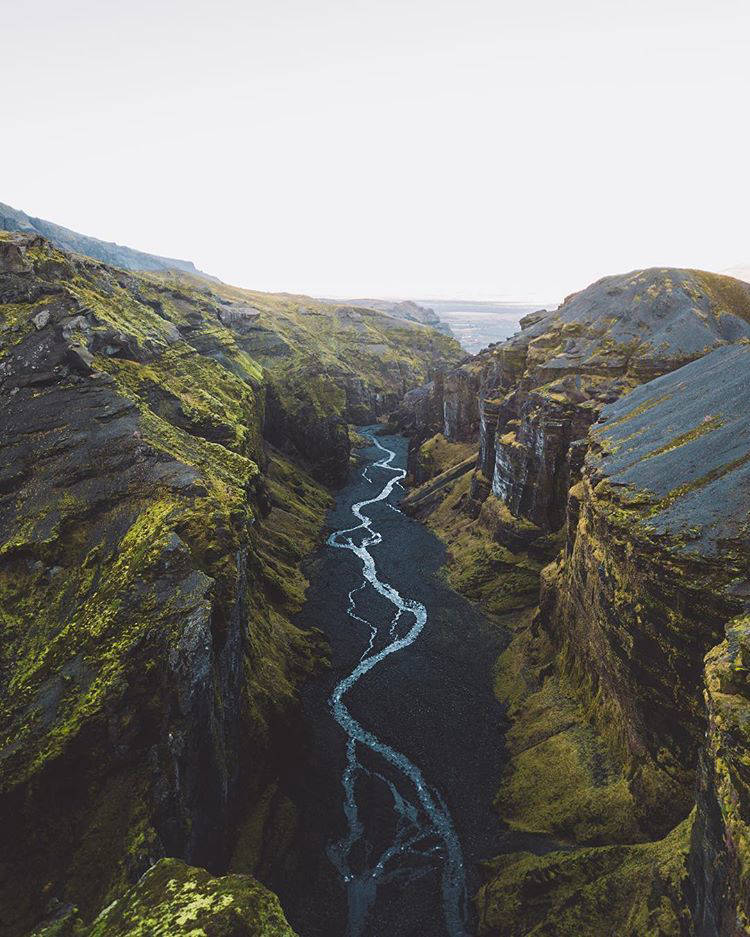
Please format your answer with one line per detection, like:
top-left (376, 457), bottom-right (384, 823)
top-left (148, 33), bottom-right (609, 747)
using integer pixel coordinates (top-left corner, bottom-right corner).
top-left (0, 230), bottom-right (462, 937)
top-left (400, 267), bottom-right (750, 516)
top-left (399, 269), bottom-right (750, 935)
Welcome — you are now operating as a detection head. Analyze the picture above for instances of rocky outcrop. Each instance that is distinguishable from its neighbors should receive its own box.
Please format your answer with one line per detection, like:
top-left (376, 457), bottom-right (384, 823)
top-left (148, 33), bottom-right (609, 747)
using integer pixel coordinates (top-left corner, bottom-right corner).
top-left (485, 268), bottom-right (750, 532)
top-left (348, 297), bottom-right (454, 336)
top-left (29, 858), bottom-right (297, 936)
top-left (402, 267), bottom-right (750, 543)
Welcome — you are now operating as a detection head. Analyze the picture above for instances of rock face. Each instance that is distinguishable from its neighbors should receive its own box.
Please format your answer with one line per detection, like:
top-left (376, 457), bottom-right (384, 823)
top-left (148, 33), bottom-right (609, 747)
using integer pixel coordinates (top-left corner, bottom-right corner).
top-left (255, 302), bottom-right (461, 485)
top-left (693, 616), bottom-right (750, 937)
top-left (0, 231), bottom-right (461, 937)
top-left (399, 267), bottom-right (750, 533)
top-left (528, 345), bottom-right (750, 933)
top-left (539, 345), bottom-right (750, 832)
top-left (395, 268), bottom-right (750, 934)
top-left (29, 858), bottom-right (297, 936)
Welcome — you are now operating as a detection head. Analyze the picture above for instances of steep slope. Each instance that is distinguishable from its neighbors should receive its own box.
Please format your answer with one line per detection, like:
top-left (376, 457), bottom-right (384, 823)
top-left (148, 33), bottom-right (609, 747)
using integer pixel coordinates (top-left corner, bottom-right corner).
top-left (471, 345), bottom-right (750, 937)
top-left (184, 279), bottom-right (462, 485)
top-left (400, 267), bottom-right (750, 522)
top-left (0, 201), bottom-right (209, 277)
top-left (0, 231), bottom-right (460, 937)
top-left (395, 270), bottom-right (750, 935)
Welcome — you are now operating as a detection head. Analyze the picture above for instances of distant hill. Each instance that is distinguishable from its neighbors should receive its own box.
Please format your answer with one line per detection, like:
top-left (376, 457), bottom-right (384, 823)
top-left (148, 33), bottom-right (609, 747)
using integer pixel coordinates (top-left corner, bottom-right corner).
top-left (0, 200), bottom-right (213, 278)
top-left (343, 298), bottom-right (453, 336)
top-left (722, 263), bottom-right (750, 283)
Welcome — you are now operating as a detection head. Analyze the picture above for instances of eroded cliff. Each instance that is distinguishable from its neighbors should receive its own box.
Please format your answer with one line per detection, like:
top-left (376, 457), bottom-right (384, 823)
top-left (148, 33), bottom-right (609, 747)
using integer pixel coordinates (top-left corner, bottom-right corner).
top-left (482, 345), bottom-right (750, 935)
top-left (0, 231), bottom-right (461, 936)
top-left (401, 267), bottom-right (750, 528)
top-left (398, 270), bottom-right (750, 935)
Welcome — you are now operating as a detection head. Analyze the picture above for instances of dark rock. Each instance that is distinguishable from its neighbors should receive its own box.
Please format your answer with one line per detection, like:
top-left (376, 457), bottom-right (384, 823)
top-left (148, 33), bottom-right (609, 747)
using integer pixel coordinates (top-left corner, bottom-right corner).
top-left (65, 345), bottom-right (95, 375)
top-left (217, 303), bottom-right (262, 332)
top-left (0, 238), bottom-right (31, 274)
top-left (539, 344), bottom-right (750, 836)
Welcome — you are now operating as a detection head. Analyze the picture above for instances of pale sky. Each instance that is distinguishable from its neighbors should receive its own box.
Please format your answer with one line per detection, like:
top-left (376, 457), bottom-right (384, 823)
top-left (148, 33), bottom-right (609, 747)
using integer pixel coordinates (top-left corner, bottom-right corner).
top-left (4, 0), bottom-right (749, 302)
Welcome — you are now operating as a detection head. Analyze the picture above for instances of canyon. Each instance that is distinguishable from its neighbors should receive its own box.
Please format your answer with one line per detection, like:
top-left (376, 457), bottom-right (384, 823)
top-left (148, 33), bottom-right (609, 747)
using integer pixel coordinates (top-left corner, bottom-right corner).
top-left (2, 219), bottom-right (750, 937)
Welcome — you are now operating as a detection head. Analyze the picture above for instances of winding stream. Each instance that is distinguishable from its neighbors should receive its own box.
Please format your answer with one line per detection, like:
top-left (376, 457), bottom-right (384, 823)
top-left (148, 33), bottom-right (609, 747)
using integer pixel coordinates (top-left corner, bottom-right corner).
top-left (326, 433), bottom-right (468, 937)
top-left (267, 430), bottom-right (510, 937)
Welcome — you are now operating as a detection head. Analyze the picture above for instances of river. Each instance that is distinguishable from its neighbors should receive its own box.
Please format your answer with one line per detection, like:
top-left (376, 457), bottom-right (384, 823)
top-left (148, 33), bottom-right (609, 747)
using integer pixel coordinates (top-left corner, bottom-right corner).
top-left (263, 430), bottom-right (510, 936)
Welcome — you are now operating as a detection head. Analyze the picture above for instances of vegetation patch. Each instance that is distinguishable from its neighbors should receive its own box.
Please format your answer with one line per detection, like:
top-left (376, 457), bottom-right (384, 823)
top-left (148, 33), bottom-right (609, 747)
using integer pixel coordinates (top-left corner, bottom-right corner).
top-left (424, 472), bottom-right (542, 615)
top-left (477, 814), bottom-right (693, 937)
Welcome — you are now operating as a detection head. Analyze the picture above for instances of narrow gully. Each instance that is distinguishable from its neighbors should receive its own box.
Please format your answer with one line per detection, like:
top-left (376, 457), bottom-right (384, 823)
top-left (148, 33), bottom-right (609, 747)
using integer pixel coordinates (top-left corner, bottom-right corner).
top-left (262, 430), bottom-right (523, 937)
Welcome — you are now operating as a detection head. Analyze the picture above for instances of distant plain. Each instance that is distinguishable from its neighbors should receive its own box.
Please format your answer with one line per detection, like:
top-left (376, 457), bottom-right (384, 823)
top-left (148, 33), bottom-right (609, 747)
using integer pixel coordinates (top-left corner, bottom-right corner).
top-left (421, 300), bottom-right (558, 354)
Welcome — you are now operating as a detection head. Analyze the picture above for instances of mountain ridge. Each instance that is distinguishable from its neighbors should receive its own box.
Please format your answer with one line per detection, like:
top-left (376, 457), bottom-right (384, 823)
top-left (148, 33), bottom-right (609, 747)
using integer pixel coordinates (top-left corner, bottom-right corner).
top-left (0, 201), bottom-right (213, 279)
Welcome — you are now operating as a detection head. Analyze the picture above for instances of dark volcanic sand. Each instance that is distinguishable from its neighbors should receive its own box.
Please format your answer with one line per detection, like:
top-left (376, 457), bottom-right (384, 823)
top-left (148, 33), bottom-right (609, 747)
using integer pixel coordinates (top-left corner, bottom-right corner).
top-left (260, 432), bottom-right (528, 937)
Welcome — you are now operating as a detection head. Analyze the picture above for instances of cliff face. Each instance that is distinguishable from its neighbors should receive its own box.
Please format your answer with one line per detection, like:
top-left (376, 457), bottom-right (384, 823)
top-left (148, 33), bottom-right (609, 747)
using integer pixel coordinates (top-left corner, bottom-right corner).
top-left (541, 345), bottom-right (750, 832)
top-left (477, 344), bottom-right (750, 935)
top-left (484, 269), bottom-right (750, 530)
top-left (401, 267), bottom-right (750, 532)
top-left (693, 617), bottom-right (750, 937)
top-left (0, 231), bottom-right (460, 936)
top-left (395, 269), bottom-right (750, 934)
top-left (252, 300), bottom-right (461, 484)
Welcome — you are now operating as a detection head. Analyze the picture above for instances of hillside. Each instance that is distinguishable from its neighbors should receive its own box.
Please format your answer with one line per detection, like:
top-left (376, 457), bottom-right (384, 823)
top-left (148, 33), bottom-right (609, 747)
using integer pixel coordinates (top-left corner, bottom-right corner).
top-left (345, 298), bottom-right (454, 336)
top-left (396, 266), bottom-right (750, 935)
top-left (0, 230), bottom-right (461, 937)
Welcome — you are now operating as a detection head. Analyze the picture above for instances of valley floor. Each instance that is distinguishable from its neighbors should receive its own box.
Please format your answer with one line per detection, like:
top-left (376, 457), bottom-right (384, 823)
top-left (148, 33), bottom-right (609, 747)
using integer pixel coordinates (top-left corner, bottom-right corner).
top-left (233, 432), bottom-right (559, 936)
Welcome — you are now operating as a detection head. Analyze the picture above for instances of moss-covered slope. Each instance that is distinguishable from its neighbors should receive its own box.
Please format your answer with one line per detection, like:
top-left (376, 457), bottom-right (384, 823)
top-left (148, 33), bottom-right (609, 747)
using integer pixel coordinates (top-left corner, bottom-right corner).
top-left (0, 232), bottom-right (334, 935)
top-left (480, 344), bottom-right (750, 936)
top-left (0, 230), bottom-right (461, 936)
top-left (28, 858), bottom-right (297, 937)
top-left (150, 271), bottom-right (463, 485)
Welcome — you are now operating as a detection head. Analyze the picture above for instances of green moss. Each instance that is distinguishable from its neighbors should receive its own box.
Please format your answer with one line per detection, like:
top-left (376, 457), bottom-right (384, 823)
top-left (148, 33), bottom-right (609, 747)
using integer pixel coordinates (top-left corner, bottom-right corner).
top-left (477, 814), bottom-right (694, 936)
top-left (641, 414), bottom-right (724, 461)
top-left (593, 392), bottom-right (673, 433)
top-left (650, 449), bottom-right (750, 515)
top-left (694, 269), bottom-right (750, 323)
top-left (416, 433), bottom-right (477, 482)
top-left (422, 472), bottom-right (541, 616)
top-left (0, 298), bottom-right (50, 349)
top-left (28, 858), bottom-right (298, 937)
top-left (493, 610), bottom-right (642, 845)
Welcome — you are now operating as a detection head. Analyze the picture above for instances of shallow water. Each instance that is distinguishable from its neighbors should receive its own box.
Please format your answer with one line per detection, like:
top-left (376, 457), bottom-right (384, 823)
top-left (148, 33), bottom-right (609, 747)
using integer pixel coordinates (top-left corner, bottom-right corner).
top-left (264, 431), bottom-right (511, 937)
